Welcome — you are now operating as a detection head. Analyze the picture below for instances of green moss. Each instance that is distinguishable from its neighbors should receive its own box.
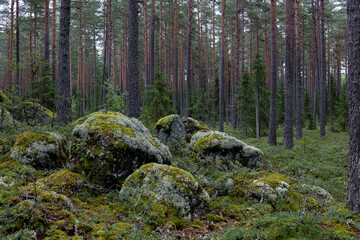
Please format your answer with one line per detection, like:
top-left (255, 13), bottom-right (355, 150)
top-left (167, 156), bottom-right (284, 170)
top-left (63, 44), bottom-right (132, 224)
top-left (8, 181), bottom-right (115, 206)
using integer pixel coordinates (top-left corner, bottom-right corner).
top-left (39, 169), bottom-right (86, 196)
top-left (205, 213), bottom-right (225, 222)
top-left (248, 171), bottom-right (291, 189)
top-left (154, 115), bottom-right (172, 130)
top-left (0, 90), bottom-right (8, 102)
top-left (193, 134), bottom-right (223, 152)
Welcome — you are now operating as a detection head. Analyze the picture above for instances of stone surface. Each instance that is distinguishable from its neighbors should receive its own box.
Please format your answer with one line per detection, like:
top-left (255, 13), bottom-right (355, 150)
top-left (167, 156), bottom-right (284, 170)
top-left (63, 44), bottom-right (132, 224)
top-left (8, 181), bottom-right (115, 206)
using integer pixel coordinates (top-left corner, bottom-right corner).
top-left (120, 163), bottom-right (210, 221)
top-left (154, 114), bottom-right (210, 147)
top-left (71, 111), bottom-right (172, 187)
top-left (11, 102), bottom-right (55, 125)
top-left (189, 131), bottom-right (263, 169)
top-left (4, 130), bottom-right (68, 170)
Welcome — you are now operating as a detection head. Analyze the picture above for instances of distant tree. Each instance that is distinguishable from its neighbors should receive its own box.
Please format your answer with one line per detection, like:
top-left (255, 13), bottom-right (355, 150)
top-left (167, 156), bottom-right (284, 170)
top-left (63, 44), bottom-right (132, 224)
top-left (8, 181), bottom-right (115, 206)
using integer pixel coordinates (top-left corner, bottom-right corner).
top-left (186, 0), bottom-right (192, 117)
top-left (127, 0), bottom-right (140, 118)
top-left (346, 0), bottom-right (360, 213)
top-left (219, 0), bottom-right (226, 132)
top-left (238, 72), bottom-right (255, 136)
top-left (56, 0), bottom-right (72, 124)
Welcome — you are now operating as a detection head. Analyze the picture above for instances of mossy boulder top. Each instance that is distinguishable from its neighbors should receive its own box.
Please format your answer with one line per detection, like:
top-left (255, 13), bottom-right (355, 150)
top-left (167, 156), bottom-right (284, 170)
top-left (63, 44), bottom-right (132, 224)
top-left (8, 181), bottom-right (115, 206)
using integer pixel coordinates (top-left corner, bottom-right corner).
top-left (1, 130), bottom-right (68, 170)
top-left (190, 131), bottom-right (263, 169)
top-left (121, 163), bottom-right (210, 221)
top-left (71, 111), bottom-right (172, 187)
top-left (0, 90), bottom-right (9, 103)
top-left (11, 102), bottom-right (55, 124)
top-left (154, 114), bottom-right (210, 146)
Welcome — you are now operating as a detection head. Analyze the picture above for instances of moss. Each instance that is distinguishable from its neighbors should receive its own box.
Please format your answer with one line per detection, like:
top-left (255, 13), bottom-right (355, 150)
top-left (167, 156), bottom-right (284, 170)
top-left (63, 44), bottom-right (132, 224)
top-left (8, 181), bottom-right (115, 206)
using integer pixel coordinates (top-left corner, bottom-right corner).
top-left (0, 90), bottom-right (8, 102)
top-left (193, 134), bottom-right (223, 152)
top-left (38, 169), bottom-right (87, 196)
top-left (154, 115), bottom-right (172, 130)
top-left (205, 213), bottom-right (225, 222)
top-left (8, 130), bottom-right (68, 170)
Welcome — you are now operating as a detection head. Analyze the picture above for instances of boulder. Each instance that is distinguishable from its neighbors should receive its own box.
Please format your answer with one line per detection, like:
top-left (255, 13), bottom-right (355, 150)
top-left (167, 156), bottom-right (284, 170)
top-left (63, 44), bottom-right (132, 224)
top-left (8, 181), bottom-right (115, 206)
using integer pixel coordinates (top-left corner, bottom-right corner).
top-left (120, 163), bottom-right (210, 223)
top-left (154, 114), bottom-right (210, 147)
top-left (3, 130), bottom-right (68, 170)
top-left (71, 111), bottom-right (172, 187)
top-left (0, 107), bottom-right (18, 128)
top-left (190, 131), bottom-right (263, 169)
top-left (11, 102), bottom-right (55, 125)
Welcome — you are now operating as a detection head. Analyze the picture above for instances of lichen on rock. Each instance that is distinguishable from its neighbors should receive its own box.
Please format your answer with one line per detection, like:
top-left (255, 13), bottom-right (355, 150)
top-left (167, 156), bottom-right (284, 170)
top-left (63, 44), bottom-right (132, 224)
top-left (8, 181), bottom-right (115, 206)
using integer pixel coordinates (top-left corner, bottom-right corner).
top-left (11, 102), bottom-right (55, 125)
top-left (71, 111), bottom-right (172, 187)
top-left (154, 114), bottom-right (210, 148)
top-left (7, 130), bottom-right (68, 170)
top-left (190, 131), bottom-right (263, 169)
top-left (120, 163), bottom-right (210, 222)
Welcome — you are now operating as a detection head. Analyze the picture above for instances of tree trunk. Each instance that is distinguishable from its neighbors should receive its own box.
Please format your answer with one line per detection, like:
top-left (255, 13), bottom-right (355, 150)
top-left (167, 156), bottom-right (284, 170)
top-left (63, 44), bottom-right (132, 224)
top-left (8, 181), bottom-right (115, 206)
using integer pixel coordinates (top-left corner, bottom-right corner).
top-left (319, 0), bottom-right (326, 137)
top-left (219, 0), bottom-right (226, 132)
top-left (15, 0), bottom-right (20, 93)
top-left (268, 0), bottom-right (277, 146)
top-left (197, 0), bottom-right (203, 118)
top-left (173, 0), bottom-right (178, 112)
top-left (52, 0), bottom-right (57, 89)
top-left (346, 0), bottom-right (360, 213)
top-left (149, 0), bottom-right (155, 85)
top-left (56, 0), bottom-right (72, 124)
top-left (284, 0), bottom-right (294, 149)
top-left (9, 0), bottom-right (14, 88)
top-left (211, 0), bottom-right (216, 128)
top-left (186, 0), bottom-right (192, 117)
top-left (295, 0), bottom-right (302, 139)
top-left (127, 0), bottom-right (140, 118)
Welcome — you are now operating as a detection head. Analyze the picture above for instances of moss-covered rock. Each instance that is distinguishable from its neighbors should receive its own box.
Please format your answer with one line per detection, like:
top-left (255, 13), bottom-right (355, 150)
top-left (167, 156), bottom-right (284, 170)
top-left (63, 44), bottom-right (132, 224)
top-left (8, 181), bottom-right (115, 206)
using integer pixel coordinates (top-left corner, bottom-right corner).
top-left (0, 135), bottom-right (17, 157)
top-left (0, 107), bottom-right (19, 129)
top-left (6, 130), bottom-right (68, 170)
top-left (37, 169), bottom-right (88, 196)
top-left (190, 131), bottom-right (263, 169)
top-left (0, 90), bottom-right (8, 103)
top-left (154, 114), bottom-right (210, 148)
top-left (11, 102), bottom-right (55, 125)
top-left (71, 111), bottom-right (172, 187)
top-left (120, 163), bottom-right (210, 223)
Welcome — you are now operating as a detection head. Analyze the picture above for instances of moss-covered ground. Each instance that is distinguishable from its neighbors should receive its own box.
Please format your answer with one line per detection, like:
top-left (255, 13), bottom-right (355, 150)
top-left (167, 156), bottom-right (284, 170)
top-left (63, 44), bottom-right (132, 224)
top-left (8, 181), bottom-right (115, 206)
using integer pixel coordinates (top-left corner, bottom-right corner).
top-left (0, 120), bottom-right (358, 239)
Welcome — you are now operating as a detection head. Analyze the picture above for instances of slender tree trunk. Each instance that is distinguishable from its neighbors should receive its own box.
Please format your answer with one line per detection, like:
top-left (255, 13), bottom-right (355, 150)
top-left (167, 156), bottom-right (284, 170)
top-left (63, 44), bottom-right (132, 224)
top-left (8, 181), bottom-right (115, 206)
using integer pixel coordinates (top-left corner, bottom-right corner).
top-left (312, 0), bottom-right (319, 126)
top-left (212, 0), bottom-right (216, 128)
top-left (186, 0), bottom-right (192, 117)
top-left (56, 0), bottom-right (72, 124)
top-left (127, 0), bottom-right (140, 118)
top-left (9, 0), bottom-right (15, 88)
top-left (143, 0), bottom-right (149, 87)
top-left (93, 29), bottom-right (97, 110)
top-left (284, 0), bottom-right (295, 149)
top-left (173, 0), bottom-right (178, 112)
top-left (268, 0), bottom-right (278, 146)
top-left (149, 0), bottom-right (155, 85)
top-left (52, 0), bottom-right (57, 89)
top-left (159, 0), bottom-right (163, 72)
top-left (346, 0), bottom-right (360, 213)
top-left (219, 0), bottom-right (226, 132)
top-left (15, 0), bottom-right (20, 93)
top-left (319, 0), bottom-right (326, 137)
top-left (295, 0), bottom-right (302, 139)
top-left (197, 0), bottom-right (203, 119)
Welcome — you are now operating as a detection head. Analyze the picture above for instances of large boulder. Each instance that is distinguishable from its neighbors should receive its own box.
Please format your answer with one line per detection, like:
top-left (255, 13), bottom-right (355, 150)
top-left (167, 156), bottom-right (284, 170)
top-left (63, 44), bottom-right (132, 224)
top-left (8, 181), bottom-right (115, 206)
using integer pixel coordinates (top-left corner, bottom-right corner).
top-left (154, 114), bottom-right (210, 147)
top-left (0, 107), bottom-right (18, 128)
top-left (120, 163), bottom-right (210, 223)
top-left (11, 102), bottom-right (55, 125)
top-left (71, 111), bottom-right (172, 187)
top-left (190, 131), bottom-right (263, 169)
top-left (1, 130), bottom-right (68, 170)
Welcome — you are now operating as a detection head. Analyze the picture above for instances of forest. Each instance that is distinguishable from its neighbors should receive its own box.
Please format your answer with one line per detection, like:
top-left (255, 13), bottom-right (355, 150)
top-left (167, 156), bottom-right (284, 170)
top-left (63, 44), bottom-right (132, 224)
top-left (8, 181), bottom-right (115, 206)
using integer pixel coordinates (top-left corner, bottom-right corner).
top-left (0, 0), bottom-right (360, 239)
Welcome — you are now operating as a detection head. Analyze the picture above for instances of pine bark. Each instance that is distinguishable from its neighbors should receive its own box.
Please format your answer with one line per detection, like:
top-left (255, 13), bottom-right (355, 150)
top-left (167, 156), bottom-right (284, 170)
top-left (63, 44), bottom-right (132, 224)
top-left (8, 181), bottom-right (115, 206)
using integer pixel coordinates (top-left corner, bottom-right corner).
top-left (268, 0), bottom-right (278, 146)
top-left (319, 0), bottom-right (326, 137)
top-left (295, 0), bottom-right (302, 139)
top-left (149, 0), bottom-right (155, 85)
top-left (186, 0), bottom-right (192, 117)
top-left (173, 0), bottom-right (178, 112)
top-left (346, 0), bottom-right (360, 213)
top-left (211, 0), bottom-right (216, 128)
top-left (9, 0), bottom-right (15, 87)
top-left (56, 0), bottom-right (72, 124)
top-left (15, 0), bottom-right (20, 93)
top-left (284, 0), bottom-right (295, 149)
top-left (127, 0), bottom-right (140, 118)
top-left (219, 0), bottom-right (226, 132)
top-left (52, 0), bottom-right (57, 87)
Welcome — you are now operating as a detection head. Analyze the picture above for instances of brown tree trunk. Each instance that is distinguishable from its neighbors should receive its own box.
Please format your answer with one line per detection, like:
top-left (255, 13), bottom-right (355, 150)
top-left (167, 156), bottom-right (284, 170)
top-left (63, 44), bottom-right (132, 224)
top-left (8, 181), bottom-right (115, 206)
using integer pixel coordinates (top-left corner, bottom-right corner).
top-left (219, 0), bottom-right (226, 132)
top-left (212, 0), bottom-right (216, 128)
top-left (173, 0), bottom-right (178, 111)
top-left (186, 0), bottom-right (192, 117)
top-left (15, 0), bottom-right (20, 93)
top-left (149, 0), bottom-right (155, 85)
top-left (197, 0), bottom-right (203, 118)
top-left (268, 0), bottom-right (278, 146)
top-left (284, 0), bottom-right (295, 149)
top-left (295, 0), bottom-right (302, 139)
top-left (346, 0), bottom-right (360, 213)
top-left (52, 0), bottom-right (57, 88)
top-left (9, 0), bottom-right (15, 88)
top-left (319, 0), bottom-right (326, 137)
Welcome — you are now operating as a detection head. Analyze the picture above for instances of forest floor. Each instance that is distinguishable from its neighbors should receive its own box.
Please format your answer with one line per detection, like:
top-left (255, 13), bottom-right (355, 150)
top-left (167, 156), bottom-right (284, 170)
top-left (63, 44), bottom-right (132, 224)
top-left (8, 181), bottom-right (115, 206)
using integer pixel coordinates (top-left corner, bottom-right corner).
top-left (1, 120), bottom-right (359, 239)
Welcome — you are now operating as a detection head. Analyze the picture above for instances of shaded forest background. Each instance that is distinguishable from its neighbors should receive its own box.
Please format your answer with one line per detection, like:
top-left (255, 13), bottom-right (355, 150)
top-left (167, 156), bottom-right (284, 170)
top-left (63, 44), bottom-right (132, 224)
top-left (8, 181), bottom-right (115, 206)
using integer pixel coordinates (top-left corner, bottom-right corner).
top-left (0, 0), bottom-right (348, 138)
